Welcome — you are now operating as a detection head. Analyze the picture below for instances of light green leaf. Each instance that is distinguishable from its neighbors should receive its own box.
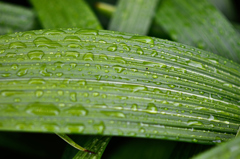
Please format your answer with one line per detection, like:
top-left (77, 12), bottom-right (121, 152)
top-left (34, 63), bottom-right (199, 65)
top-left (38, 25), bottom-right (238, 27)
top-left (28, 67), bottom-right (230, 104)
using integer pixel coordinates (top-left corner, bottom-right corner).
top-left (155, 0), bottom-right (240, 63)
top-left (109, 0), bottom-right (159, 35)
top-left (30, 0), bottom-right (102, 29)
top-left (0, 1), bottom-right (39, 35)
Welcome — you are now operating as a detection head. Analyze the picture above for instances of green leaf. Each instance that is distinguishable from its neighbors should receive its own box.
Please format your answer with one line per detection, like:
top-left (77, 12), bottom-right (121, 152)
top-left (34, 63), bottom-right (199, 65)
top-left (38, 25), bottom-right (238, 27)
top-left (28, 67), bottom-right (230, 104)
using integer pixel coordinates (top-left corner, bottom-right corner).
top-left (57, 133), bottom-right (94, 153)
top-left (62, 135), bottom-right (110, 159)
top-left (30, 0), bottom-right (102, 29)
top-left (0, 28), bottom-right (239, 145)
top-left (0, 1), bottom-right (39, 35)
top-left (109, 0), bottom-right (159, 35)
top-left (155, 0), bottom-right (240, 63)
top-left (193, 135), bottom-right (240, 159)
top-left (73, 136), bottom-right (111, 159)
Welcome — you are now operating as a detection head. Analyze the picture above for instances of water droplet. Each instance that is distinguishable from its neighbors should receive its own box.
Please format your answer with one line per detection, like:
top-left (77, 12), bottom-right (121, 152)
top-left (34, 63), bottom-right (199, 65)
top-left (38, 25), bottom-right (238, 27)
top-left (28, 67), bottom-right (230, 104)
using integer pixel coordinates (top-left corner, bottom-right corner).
top-left (5, 53), bottom-right (16, 58)
top-left (99, 54), bottom-right (108, 60)
top-left (136, 48), bottom-right (144, 55)
top-left (75, 29), bottom-right (99, 35)
top-left (67, 43), bottom-right (82, 48)
top-left (107, 45), bottom-right (117, 52)
top-left (9, 42), bottom-right (26, 49)
top-left (131, 104), bottom-right (138, 111)
top-left (27, 50), bottom-right (44, 60)
top-left (187, 60), bottom-right (204, 69)
top-left (70, 92), bottom-right (77, 102)
top-left (114, 56), bottom-right (127, 64)
top-left (223, 83), bottom-right (233, 88)
top-left (187, 120), bottom-right (203, 126)
top-left (113, 65), bottom-right (125, 73)
top-left (83, 52), bottom-right (94, 61)
top-left (1, 90), bottom-right (24, 96)
top-left (54, 62), bottom-right (64, 68)
top-left (145, 103), bottom-right (158, 114)
top-left (67, 124), bottom-right (85, 133)
top-left (139, 128), bottom-right (145, 133)
top-left (11, 64), bottom-right (18, 70)
top-left (34, 37), bottom-right (61, 48)
top-left (64, 36), bottom-right (81, 42)
top-left (43, 29), bottom-right (65, 35)
top-left (152, 75), bottom-right (158, 79)
top-left (40, 65), bottom-right (52, 77)
top-left (65, 51), bottom-right (80, 58)
top-left (28, 78), bottom-right (45, 84)
top-left (64, 105), bottom-right (88, 116)
top-left (25, 102), bottom-right (59, 116)
top-left (35, 90), bottom-right (44, 98)
top-left (17, 68), bottom-right (28, 77)
top-left (168, 84), bottom-right (176, 88)
top-left (130, 36), bottom-right (154, 44)
top-left (93, 121), bottom-right (105, 134)
top-left (101, 111), bottom-right (125, 118)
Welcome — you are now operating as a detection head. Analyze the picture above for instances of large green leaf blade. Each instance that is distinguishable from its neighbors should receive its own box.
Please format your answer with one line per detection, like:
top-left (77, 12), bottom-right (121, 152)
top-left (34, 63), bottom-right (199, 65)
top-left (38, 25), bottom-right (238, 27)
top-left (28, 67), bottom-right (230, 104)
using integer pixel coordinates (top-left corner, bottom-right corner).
top-left (0, 28), bottom-right (239, 144)
top-left (109, 0), bottom-right (159, 35)
top-left (155, 0), bottom-right (240, 63)
top-left (30, 0), bottom-right (102, 29)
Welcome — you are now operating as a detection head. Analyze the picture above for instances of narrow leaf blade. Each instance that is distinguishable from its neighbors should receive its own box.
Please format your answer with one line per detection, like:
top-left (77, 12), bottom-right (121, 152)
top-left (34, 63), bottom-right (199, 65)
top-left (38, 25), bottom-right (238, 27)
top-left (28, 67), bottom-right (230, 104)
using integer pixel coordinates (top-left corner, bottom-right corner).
top-left (30, 0), bottom-right (102, 29)
top-left (109, 0), bottom-right (159, 35)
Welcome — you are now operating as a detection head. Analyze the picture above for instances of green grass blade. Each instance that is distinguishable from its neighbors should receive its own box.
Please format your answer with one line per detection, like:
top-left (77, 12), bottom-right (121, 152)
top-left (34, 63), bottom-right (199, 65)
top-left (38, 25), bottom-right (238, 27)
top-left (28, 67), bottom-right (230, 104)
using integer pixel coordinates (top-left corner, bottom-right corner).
top-left (193, 136), bottom-right (240, 159)
top-left (0, 1), bottom-right (39, 35)
top-left (0, 28), bottom-right (240, 144)
top-left (109, 0), bottom-right (159, 35)
top-left (73, 136), bottom-right (111, 159)
top-left (56, 133), bottom-right (95, 153)
top-left (155, 0), bottom-right (240, 63)
top-left (30, 0), bottom-right (102, 29)
top-left (62, 135), bottom-right (110, 159)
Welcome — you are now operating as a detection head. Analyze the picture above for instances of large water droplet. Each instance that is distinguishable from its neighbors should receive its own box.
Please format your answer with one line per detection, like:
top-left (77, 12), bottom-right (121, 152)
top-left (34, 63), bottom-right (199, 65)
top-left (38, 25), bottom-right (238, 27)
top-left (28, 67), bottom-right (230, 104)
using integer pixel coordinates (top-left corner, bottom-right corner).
top-left (9, 42), bottom-right (27, 49)
top-left (70, 92), bottom-right (77, 102)
top-left (93, 121), bottom-right (105, 134)
top-left (65, 51), bottom-right (80, 58)
top-left (27, 50), bottom-right (44, 60)
top-left (25, 102), bottom-right (59, 116)
top-left (107, 45), bottom-right (117, 52)
top-left (130, 36), bottom-right (154, 44)
top-left (63, 105), bottom-right (88, 116)
top-left (187, 120), bottom-right (203, 126)
top-left (145, 103), bottom-right (158, 114)
top-left (83, 52), bottom-right (94, 61)
top-left (17, 68), bottom-right (28, 77)
top-left (75, 29), bottom-right (98, 35)
top-left (101, 111), bottom-right (125, 118)
top-left (64, 36), bottom-right (81, 42)
top-left (113, 65), bottom-right (125, 73)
